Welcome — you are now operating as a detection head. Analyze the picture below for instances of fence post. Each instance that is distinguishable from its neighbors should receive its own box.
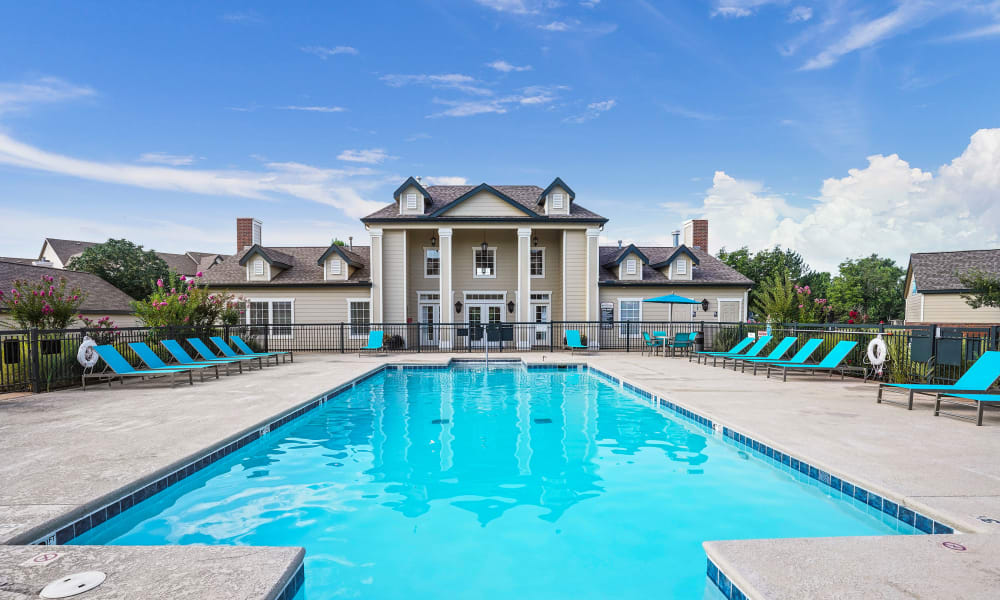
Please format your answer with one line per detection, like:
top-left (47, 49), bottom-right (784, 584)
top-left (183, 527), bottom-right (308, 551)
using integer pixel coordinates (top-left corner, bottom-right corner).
top-left (549, 323), bottom-right (554, 353)
top-left (28, 328), bottom-right (40, 394)
top-left (929, 323), bottom-right (938, 361)
top-left (340, 323), bottom-right (345, 353)
top-left (263, 324), bottom-right (270, 352)
top-left (626, 321), bottom-right (631, 352)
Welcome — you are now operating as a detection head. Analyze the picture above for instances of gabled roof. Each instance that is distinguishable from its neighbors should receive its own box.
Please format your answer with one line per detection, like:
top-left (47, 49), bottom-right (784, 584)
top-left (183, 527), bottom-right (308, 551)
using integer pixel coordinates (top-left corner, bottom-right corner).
top-left (427, 183), bottom-right (539, 218)
top-left (908, 249), bottom-right (1000, 293)
top-left (536, 177), bottom-right (575, 204)
top-left (316, 243), bottom-right (364, 268)
top-left (39, 238), bottom-right (222, 276)
top-left (650, 245), bottom-right (700, 269)
top-left (0, 259), bottom-right (135, 313)
top-left (237, 244), bottom-right (293, 270)
top-left (393, 176), bottom-right (431, 201)
top-left (598, 246), bottom-right (752, 287)
top-left (203, 246), bottom-right (371, 287)
top-left (40, 238), bottom-right (96, 264)
top-left (608, 244), bottom-right (650, 266)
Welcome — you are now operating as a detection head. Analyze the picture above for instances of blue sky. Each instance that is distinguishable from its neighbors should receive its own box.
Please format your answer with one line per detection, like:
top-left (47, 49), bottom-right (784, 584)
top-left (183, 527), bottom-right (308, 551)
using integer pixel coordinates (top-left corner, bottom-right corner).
top-left (1, 0), bottom-right (998, 271)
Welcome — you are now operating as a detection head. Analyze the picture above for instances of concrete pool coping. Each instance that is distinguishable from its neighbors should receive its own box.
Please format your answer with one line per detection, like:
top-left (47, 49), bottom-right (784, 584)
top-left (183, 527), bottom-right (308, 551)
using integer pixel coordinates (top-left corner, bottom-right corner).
top-left (2, 352), bottom-right (999, 599)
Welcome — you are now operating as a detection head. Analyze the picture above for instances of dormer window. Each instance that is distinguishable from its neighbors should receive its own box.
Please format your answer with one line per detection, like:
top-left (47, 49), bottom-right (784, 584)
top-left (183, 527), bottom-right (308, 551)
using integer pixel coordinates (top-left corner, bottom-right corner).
top-left (330, 260), bottom-right (342, 275)
top-left (253, 258), bottom-right (264, 275)
top-left (552, 193), bottom-right (564, 209)
top-left (626, 259), bottom-right (637, 275)
top-left (676, 258), bottom-right (687, 275)
top-left (406, 193), bottom-right (417, 210)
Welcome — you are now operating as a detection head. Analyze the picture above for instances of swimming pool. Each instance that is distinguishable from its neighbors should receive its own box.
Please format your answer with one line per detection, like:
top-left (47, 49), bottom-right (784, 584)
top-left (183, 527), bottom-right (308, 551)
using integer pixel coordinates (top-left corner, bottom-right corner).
top-left (73, 364), bottom-right (917, 599)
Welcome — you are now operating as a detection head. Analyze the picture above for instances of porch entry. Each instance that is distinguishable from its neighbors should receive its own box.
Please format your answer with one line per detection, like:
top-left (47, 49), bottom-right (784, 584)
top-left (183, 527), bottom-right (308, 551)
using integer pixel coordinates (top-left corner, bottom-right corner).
top-left (417, 292), bottom-right (440, 345)
top-left (465, 292), bottom-right (505, 347)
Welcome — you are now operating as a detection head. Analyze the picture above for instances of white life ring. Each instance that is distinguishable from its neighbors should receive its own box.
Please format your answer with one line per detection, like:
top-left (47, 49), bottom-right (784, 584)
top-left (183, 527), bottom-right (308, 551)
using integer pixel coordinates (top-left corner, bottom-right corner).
top-left (867, 335), bottom-right (888, 366)
top-left (77, 336), bottom-right (99, 368)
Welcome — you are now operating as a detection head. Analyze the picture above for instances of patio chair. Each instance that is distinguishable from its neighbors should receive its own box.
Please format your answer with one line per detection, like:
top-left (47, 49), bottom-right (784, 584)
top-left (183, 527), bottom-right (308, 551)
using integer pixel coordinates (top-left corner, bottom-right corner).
top-left (162, 339), bottom-right (245, 374)
top-left (641, 332), bottom-right (661, 356)
top-left (83, 345), bottom-right (193, 390)
top-left (876, 351), bottom-right (1000, 410)
top-left (667, 332), bottom-right (698, 357)
top-left (729, 336), bottom-right (797, 372)
top-left (359, 330), bottom-right (385, 357)
top-left (765, 340), bottom-right (860, 382)
top-left (565, 329), bottom-right (588, 355)
top-left (690, 336), bottom-right (754, 364)
top-left (717, 335), bottom-right (774, 368)
top-left (128, 342), bottom-right (225, 379)
top-left (210, 336), bottom-right (281, 367)
top-left (188, 338), bottom-right (264, 370)
top-left (933, 391), bottom-right (1000, 426)
top-left (232, 335), bottom-right (293, 363)
top-left (737, 338), bottom-right (824, 375)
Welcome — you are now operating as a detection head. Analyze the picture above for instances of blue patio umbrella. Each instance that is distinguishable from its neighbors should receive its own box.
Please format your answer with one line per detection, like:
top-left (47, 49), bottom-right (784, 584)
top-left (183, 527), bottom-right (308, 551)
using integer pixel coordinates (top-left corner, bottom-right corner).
top-left (643, 293), bottom-right (700, 325)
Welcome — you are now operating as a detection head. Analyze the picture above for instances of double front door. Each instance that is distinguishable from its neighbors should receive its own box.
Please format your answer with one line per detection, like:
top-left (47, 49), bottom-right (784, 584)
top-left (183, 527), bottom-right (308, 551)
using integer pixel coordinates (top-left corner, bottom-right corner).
top-left (468, 303), bottom-right (502, 348)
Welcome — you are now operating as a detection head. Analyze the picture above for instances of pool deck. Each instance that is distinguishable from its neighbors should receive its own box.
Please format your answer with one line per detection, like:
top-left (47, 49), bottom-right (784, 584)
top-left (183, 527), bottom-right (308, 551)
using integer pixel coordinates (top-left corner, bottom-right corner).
top-left (1, 351), bottom-right (998, 599)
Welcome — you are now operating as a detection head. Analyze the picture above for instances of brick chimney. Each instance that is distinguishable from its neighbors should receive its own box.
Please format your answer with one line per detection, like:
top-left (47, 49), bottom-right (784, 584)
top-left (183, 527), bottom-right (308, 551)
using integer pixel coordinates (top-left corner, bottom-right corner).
top-left (682, 219), bottom-right (708, 250)
top-left (237, 218), bottom-right (262, 253)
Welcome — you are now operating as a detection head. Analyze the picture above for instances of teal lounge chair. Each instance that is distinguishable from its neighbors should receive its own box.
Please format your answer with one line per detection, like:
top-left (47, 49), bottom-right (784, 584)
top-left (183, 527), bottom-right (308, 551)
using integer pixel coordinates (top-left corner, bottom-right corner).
top-left (128, 342), bottom-right (224, 379)
top-left (210, 336), bottom-right (280, 367)
top-left (667, 332), bottom-right (698, 357)
top-left (730, 336), bottom-right (797, 372)
top-left (691, 337), bottom-right (754, 364)
top-left (232, 335), bottom-right (293, 363)
top-left (641, 332), bottom-right (661, 356)
top-left (934, 391), bottom-right (1000, 426)
top-left (162, 339), bottom-right (245, 374)
top-left (188, 338), bottom-right (263, 369)
top-left (765, 340), bottom-right (859, 382)
top-left (565, 329), bottom-right (588, 354)
top-left (359, 330), bottom-right (384, 357)
top-left (877, 351), bottom-right (1000, 410)
top-left (738, 338), bottom-right (824, 375)
top-left (718, 335), bottom-right (774, 368)
top-left (84, 345), bottom-right (193, 390)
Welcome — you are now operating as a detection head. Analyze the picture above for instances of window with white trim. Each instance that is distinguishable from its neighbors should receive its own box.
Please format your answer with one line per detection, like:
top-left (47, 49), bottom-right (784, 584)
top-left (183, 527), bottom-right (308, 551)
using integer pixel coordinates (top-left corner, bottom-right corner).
top-left (330, 259), bottom-right (342, 276)
top-left (474, 247), bottom-right (496, 278)
top-left (425, 248), bottom-right (440, 278)
top-left (619, 299), bottom-right (641, 336)
top-left (245, 299), bottom-right (293, 338)
top-left (626, 258), bottom-right (637, 275)
top-left (349, 300), bottom-right (371, 338)
top-left (530, 248), bottom-right (545, 277)
top-left (253, 258), bottom-right (264, 275)
top-left (406, 193), bottom-right (417, 210)
top-left (676, 258), bottom-right (687, 274)
top-left (551, 193), bottom-right (564, 209)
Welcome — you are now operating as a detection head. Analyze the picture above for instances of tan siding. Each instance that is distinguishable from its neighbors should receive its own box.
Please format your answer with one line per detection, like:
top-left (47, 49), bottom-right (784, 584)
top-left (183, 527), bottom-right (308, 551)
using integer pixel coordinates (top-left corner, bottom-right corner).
top-left (323, 257), bottom-right (348, 281)
top-left (449, 230), bottom-right (518, 322)
top-left (904, 293), bottom-right (923, 323)
top-left (543, 185), bottom-right (571, 216)
top-left (220, 286), bottom-right (369, 323)
top-left (406, 233), bottom-right (439, 321)
top-left (563, 230), bottom-right (587, 320)
top-left (382, 230), bottom-right (406, 322)
top-left (920, 293), bottom-right (1000, 323)
top-left (617, 252), bottom-right (643, 281)
top-left (599, 286), bottom-right (749, 322)
top-left (441, 191), bottom-right (528, 217)
top-left (530, 230), bottom-right (563, 322)
top-left (399, 185), bottom-right (425, 216)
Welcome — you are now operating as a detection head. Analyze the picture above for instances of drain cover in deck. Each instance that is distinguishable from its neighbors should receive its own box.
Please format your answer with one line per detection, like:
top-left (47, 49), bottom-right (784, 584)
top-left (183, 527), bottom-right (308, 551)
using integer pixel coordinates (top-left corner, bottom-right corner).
top-left (40, 571), bottom-right (106, 598)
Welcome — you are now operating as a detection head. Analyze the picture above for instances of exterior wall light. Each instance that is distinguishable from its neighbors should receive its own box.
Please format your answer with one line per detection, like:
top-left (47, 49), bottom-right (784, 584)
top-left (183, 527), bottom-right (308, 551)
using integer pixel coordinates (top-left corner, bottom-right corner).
top-left (480, 240), bottom-right (488, 254)
top-left (532, 236), bottom-right (539, 246)
top-left (507, 300), bottom-right (516, 314)
top-left (455, 300), bottom-right (463, 314)
top-left (430, 235), bottom-right (437, 247)
top-left (701, 299), bottom-right (710, 312)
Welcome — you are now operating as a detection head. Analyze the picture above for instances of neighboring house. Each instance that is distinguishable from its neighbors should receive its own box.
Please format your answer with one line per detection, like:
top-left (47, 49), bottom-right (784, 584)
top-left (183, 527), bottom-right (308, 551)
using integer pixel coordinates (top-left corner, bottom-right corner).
top-left (206, 178), bottom-right (751, 348)
top-left (904, 249), bottom-right (1000, 324)
top-left (0, 259), bottom-right (140, 328)
top-left (38, 238), bottom-right (226, 275)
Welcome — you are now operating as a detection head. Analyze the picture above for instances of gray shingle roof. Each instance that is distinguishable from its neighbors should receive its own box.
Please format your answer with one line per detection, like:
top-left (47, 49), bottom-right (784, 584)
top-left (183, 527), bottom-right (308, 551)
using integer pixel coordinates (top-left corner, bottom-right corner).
top-left (909, 249), bottom-right (1000, 292)
top-left (41, 238), bottom-right (97, 264)
top-left (0, 259), bottom-right (136, 313)
top-left (598, 246), bottom-right (752, 286)
top-left (42, 239), bottom-right (224, 276)
top-left (202, 246), bottom-right (371, 287)
top-left (362, 184), bottom-right (607, 221)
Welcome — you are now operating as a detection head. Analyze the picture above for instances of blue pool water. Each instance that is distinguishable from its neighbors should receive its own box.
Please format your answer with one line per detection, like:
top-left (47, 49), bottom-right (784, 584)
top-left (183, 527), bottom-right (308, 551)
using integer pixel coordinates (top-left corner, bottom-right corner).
top-left (74, 366), bottom-right (914, 599)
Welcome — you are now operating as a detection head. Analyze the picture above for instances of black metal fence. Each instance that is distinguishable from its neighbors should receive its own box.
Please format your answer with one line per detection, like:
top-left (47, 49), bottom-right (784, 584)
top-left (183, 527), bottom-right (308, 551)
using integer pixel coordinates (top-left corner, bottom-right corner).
top-left (1, 321), bottom-right (998, 393)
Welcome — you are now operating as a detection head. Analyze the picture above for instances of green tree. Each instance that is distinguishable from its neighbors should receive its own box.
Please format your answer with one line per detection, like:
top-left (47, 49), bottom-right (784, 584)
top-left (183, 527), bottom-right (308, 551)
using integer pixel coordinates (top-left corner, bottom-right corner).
top-left (718, 245), bottom-right (825, 309)
top-left (958, 269), bottom-right (1000, 309)
top-left (67, 239), bottom-right (171, 300)
top-left (827, 254), bottom-right (905, 322)
top-left (332, 238), bottom-right (346, 246)
top-left (753, 272), bottom-right (798, 322)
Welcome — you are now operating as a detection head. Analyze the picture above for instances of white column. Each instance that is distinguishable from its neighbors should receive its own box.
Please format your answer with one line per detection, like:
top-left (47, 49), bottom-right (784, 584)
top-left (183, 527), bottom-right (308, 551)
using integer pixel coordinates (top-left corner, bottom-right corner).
top-left (369, 228), bottom-right (383, 323)
top-left (585, 228), bottom-right (601, 328)
top-left (517, 227), bottom-right (532, 349)
top-left (438, 227), bottom-right (453, 350)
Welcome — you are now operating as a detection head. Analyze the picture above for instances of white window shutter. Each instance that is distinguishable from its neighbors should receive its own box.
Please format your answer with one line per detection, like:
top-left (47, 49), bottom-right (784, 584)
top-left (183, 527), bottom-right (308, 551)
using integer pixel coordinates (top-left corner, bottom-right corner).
top-left (254, 258), bottom-right (264, 275)
top-left (331, 260), bottom-right (342, 275)
top-left (552, 193), bottom-right (563, 209)
top-left (406, 193), bottom-right (417, 210)
top-left (626, 259), bottom-right (636, 275)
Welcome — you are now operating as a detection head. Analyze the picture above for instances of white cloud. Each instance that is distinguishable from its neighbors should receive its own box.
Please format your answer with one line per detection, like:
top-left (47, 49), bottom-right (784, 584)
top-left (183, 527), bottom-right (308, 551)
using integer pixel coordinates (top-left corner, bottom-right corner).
top-left (936, 22), bottom-right (1000, 42)
top-left (581, 0), bottom-right (601, 7)
top-left (428, 85), bottom-right (565, 118)
top-left (278, 105), bottom-right (347, 113)
top-left (380, 73), bottom-right (492, 96)
top-left (539, 20), bottom-right (575, 31)
top-left (788, 6), bottom-right (813, 22)
top-left (473, 0), bottom-right (557, 14)
top-left (486, 60), bottom-right (533, 73)
top-left (564, 99), bottom-right (616, 123)
top-left (138, 152), bottom-right (195, 166)
top-left (667, 129), bottom-right (1000, 271)
top-left (300, 45), bottom-right (358, 58)
top-left (421, 176), bottom-right (468, 186)
top-left (405, 133), bottom-right (431, 142)
top-left (336, 149), bottom-right (393, 164)
top-left (661, 104), bottom-right (721, 121)
top-left (0, 132), bottom-right (386, 218)
top-left (0, 77), bottom-right (95, 115)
